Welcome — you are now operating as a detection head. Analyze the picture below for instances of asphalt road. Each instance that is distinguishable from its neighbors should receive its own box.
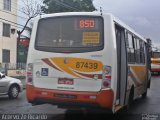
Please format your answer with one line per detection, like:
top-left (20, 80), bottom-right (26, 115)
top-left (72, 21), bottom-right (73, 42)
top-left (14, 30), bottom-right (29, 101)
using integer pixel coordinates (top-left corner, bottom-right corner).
top-left (0, 75), bottom-right (160, 120)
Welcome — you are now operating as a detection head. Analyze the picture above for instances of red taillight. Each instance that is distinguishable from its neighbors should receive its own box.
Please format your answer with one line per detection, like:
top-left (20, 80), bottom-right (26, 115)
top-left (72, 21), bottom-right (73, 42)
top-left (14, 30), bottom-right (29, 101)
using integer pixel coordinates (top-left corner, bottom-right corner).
top-left (27, 72), bottom-right (32, 76)
top-left (102, 66), bottom-right (112, 89)
top-left (27, 63), bottom-right (33, 84)
top-left (103, 81), bottom-right (109, 87)
top-left (27, 77), bottom-right (33, 83)
top-left (105, 76), bottom-right (111, 80)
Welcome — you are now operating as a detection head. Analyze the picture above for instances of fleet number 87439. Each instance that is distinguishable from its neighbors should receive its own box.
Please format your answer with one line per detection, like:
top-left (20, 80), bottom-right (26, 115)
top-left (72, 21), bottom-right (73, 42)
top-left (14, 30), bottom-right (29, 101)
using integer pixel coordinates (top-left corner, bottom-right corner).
top-left (76, 62), bottom-right (98, 69)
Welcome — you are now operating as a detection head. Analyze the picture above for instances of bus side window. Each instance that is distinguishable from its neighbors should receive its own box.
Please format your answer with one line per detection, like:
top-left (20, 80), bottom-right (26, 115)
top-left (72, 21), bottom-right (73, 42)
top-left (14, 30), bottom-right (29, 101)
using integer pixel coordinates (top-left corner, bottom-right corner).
top-left (126, 32), bottom-right (135, 63)
top-left (135, 38), bottom-right (141, 64)
top-left (140, 41), bottom-right (145, 64)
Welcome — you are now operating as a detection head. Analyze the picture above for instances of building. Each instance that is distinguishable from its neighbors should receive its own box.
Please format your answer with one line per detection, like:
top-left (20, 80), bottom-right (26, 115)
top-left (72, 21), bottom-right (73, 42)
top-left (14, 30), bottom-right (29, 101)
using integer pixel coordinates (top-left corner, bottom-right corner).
top-left (0, 0), bottom-right (17, 64)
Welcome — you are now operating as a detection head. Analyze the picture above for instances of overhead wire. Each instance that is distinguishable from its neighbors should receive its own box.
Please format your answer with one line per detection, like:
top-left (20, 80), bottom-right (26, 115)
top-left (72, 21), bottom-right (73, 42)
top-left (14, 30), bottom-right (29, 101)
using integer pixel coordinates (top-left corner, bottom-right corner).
top-left (0, 9), bottom-right (28, 20)
top-left (49, 0), bottom-right (100, 13)
top-left (0, 17), bottom-right (25, 28)
top-left (53, 0), bottom-right (80, 11)
top-left (0, 20), bottom-right (24, 29)
top-left (0, 0), bottom-right (98, 31)
top-left (0, 1), bottom-right (25, 14)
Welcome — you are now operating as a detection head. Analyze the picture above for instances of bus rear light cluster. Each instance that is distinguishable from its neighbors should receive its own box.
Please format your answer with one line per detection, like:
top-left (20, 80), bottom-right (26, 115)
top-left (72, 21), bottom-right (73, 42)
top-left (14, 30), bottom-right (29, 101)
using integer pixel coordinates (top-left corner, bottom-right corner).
top-left (102, 66), bottom-right (112, 88)
top-left (27, 77), bottom-right (33, 83)
top-left (27, 63), bottom-right (33, 84)
top-left (103, 81), bottom-right (109, 87)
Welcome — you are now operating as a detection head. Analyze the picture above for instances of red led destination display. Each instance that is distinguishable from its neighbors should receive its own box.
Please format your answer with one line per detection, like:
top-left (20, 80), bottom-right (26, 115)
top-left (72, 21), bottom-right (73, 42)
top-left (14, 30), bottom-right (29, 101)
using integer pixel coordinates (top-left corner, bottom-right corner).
top-left (79, 20), bottom-right (95, 28)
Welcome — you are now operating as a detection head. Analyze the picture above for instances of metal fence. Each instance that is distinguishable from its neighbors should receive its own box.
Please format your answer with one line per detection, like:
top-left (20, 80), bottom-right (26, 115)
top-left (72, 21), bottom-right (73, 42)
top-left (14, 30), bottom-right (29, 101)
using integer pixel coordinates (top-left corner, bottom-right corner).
top-left (0, 63), bottom-right (26, 71)
top-left (0, 63), bottom-right (26, 76)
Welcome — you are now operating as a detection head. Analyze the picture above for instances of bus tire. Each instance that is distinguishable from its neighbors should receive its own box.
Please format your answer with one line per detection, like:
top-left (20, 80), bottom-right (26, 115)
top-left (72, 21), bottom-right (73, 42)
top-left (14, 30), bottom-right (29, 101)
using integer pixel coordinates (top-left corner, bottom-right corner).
top-left (142, 91), bottom-right (147, 98)
top-left (127, 86), bottom-right (134, 110)
top-left (147, 80), bottom-right (151, 88)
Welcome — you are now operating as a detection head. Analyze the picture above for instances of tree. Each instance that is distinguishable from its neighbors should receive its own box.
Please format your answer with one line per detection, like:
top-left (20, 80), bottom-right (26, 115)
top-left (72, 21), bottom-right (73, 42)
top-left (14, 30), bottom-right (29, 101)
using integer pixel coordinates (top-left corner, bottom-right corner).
top-left (17, 0), bottom-right (42, 63)
top-left (25, 22), bottom-right (34, 37)
top-left (41, 0), bottom-right (96, 13)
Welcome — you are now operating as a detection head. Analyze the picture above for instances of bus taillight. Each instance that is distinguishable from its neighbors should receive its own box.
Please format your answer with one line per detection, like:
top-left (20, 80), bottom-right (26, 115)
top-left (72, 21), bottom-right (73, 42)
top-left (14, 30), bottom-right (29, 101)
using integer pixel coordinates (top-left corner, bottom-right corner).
top-left (27, 77), bottom-right (33, 83)
top-left (27, 63), bottom-right (33, 84)
top-left (103, 81), bottom-right (109, 87)
top-left (102, 66), bottom-right (111, 88)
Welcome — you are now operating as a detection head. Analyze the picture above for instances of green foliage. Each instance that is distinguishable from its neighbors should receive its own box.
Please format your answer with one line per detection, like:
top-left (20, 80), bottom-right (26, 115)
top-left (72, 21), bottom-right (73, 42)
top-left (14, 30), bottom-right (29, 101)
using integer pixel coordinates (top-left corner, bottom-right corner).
top-left (41, 0), bottom-right (96, 13)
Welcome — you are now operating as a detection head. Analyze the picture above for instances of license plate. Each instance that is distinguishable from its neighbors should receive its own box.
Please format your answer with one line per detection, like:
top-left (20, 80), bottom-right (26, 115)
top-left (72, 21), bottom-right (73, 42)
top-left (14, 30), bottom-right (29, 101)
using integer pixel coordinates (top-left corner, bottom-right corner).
top-left (54, 94), bottom-right (77, 99)
top-left (58, 78), bottom-right (74, 85)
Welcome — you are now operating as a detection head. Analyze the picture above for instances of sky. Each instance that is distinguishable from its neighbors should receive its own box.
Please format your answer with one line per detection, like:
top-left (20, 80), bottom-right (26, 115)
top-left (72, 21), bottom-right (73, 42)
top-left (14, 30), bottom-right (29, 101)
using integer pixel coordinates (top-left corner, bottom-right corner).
top-left (93, 0), bottom-right (160, 46)
top-left (18, 0), bottom-right (160, 46)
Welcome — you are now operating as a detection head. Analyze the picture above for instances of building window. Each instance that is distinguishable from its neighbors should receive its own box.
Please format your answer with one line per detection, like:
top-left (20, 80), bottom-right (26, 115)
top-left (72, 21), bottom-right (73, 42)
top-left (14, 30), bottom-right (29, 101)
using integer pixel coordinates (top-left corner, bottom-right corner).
top-left (3, 0), bottom-right (11, 11)
top-left (2, 49), bottom-right (10, 63)
top-left (3, 23), bottom-right (11, 37)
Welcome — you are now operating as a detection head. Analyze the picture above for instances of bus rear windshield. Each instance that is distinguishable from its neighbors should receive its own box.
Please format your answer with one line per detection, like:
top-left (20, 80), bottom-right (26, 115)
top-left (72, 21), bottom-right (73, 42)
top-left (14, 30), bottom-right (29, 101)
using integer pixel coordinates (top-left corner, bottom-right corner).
top-left (35, 16), bottom-right (104, 53)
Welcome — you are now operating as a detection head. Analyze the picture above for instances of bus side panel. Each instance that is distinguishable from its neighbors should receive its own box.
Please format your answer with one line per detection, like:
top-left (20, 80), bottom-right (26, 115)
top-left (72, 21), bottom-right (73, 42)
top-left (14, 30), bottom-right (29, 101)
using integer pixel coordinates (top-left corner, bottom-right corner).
top-left (127, 65), bottom-right (147, 96)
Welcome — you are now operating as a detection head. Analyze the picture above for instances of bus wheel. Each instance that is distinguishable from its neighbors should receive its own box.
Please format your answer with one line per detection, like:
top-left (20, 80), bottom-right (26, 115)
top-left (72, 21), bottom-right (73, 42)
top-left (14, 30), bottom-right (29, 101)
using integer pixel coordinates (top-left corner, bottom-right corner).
top-left (147, 80), bottom-right (151, 88)
top-left (127, 87), bottom-right (134, 110)
top-left (142, 91), bottom-right (147, 98)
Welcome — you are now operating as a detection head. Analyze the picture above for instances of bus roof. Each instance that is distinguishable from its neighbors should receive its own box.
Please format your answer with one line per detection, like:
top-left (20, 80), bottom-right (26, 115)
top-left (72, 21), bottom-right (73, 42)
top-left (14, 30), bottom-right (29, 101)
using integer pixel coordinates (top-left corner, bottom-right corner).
top-left (35, 12), bottom-right (147, 43)
top-left (112, 15), bottom-right (147, 42)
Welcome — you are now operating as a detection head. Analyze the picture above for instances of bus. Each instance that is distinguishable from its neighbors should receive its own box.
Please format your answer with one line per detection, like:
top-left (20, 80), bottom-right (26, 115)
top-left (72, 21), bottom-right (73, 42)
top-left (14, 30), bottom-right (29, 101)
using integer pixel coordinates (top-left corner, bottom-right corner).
top-left (26, 12), bottom-right (151, 113)
top-left (151, 51), bottom-right (160, 74)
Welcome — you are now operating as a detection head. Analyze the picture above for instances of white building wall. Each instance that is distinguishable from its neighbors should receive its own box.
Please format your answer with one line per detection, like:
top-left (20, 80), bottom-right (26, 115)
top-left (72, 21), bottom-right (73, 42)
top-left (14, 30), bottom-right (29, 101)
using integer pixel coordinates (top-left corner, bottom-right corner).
top-left (0, 0), bottom-right (17, 63)
top-left (0, 22), bottom-right (2, 62)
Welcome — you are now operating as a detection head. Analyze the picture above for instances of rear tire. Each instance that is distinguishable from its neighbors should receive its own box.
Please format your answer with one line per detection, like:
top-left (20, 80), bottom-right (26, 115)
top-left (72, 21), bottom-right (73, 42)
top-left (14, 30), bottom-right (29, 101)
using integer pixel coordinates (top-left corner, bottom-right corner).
top-left (8, 85), bottom-right (19, 99)
top-left (147, 80), bottom-right (151, 88)
top-left (127, 87), bottom-right (134, 110)
top-left (142, 91), bottom-right (147, 98)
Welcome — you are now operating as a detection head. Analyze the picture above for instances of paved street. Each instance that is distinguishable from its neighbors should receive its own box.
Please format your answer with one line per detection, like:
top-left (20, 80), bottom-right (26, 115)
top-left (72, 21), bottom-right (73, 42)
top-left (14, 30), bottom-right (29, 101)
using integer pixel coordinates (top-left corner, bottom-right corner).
top-left (0, 75), bottom-right (160, 120)
top-left (129, 75), bottom-right (160, 113)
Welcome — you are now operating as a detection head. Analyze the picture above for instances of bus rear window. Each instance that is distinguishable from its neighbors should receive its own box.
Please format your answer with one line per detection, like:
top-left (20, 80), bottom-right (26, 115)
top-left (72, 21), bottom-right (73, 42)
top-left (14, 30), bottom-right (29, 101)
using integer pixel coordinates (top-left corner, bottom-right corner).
top-left (35, 16), bottom-right (104, 53)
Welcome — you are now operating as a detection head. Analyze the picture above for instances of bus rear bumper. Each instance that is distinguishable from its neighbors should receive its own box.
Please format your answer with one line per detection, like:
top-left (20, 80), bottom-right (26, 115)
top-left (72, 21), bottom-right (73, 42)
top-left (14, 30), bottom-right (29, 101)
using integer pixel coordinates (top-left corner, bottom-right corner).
top-left (26, 84), bottom-right (114, 110)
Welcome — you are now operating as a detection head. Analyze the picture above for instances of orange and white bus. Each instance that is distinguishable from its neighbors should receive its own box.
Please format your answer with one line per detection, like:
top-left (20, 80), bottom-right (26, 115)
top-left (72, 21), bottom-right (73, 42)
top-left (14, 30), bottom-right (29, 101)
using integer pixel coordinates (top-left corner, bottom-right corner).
top-left (26, 12), bottom-right (151, 113)
top-left (151, 51), bottom-right (160, 74)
